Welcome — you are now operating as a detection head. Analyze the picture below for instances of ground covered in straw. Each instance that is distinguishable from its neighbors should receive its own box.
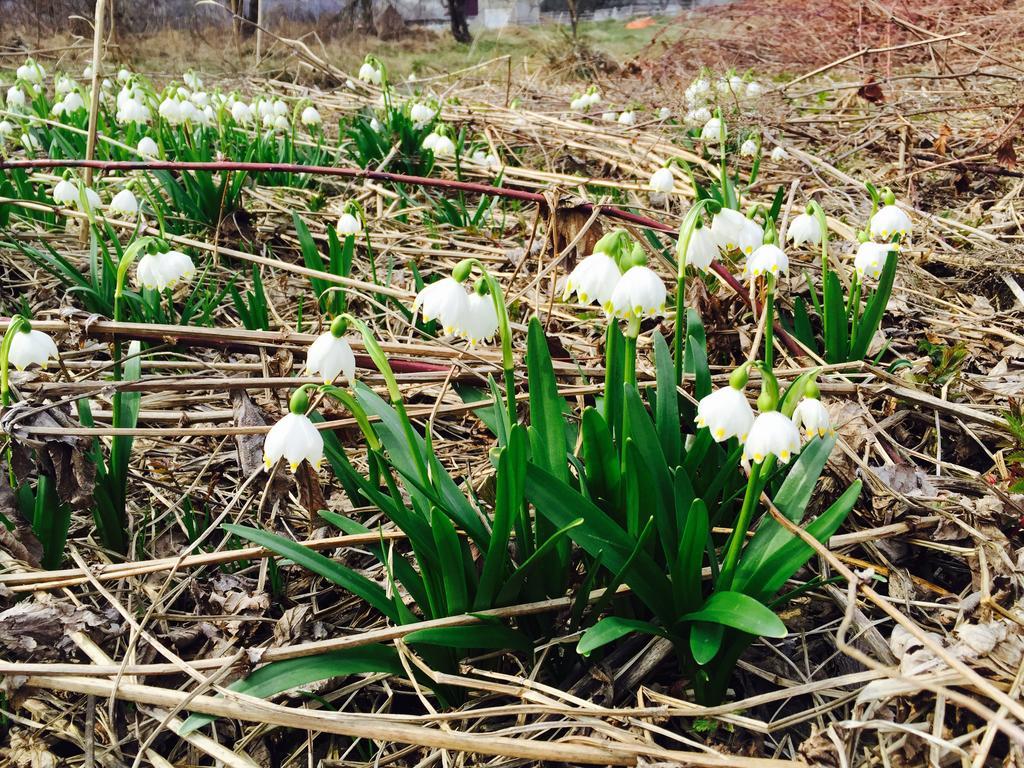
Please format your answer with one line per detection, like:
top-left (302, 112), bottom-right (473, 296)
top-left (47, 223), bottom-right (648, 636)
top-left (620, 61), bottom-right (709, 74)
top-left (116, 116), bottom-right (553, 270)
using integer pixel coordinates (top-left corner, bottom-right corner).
top-left (1, 2), bottom-right (1024, 766)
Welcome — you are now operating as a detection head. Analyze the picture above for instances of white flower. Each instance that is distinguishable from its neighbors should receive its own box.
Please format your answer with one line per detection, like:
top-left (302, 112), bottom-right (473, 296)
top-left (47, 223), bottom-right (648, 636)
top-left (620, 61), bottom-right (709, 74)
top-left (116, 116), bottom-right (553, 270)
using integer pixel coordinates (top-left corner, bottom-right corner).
top-left (456, 292), bottom-right (499, 346)
top-left (609, 265), bottom-right (667, 320)
top-left (183, 71), bottom-right (203, 90)
top-left (787, 212), bottom-right (822, 246)
top-left (740, 139), bottom-right (758, 157)
top-left (570, 96), bottom-right (587, 112)
top-left (137, 136), bottom-right (159, 158)
top-left (700, 117), bottom-right (725, 143)
top-left (177, 101), bottom-right (197, 123)
top-left (729, 75), bottom-right (744, 93)
top-left (52, 180), bottom-right (78, 206)
top-left (869, 204), bottom-right (912, 242)
top-left (272, 114), bottom-right (290, 132)
top-left (118, 99), bottom-right (151, 125)
top-left (414, 277), bottom-right (470, 335)
top-left (602, 111), bottom-right (617, 122)
top-left (685, 78), bottom-right (711, 105)
top-left (306, 333), bottom-right (356, 385)
top-left (685, 106), bottom-right (712, 126)
top-left (562, 252), bottom-right (621, 310)
top-left (108, 189), bottom-right (139, 216)
top-left (263, 412), bottom-right (324, 472)
top-left (617, 111), bottom-right (636, 126)
top-left (83, 64), bottom-right (94, 79)
top-left (190, 91), bottom-right (210, 107)
top-left (61, 92), bottom-right (85, 112)
top-left (471, 150), bottom-right (500, 170)
top-left (711, 209), bottom-right (763, 255)
top-left (6, 86), bottom-right (26, 108)
top-left (744, 411), bottom-right (802, 464)
top-left (137, 249), bottom-right (196, 291)
top-left (0, 121), bottom-right (12, 139)
top-left (696, 386), bottom-right (754, 443)
top-left (16, 60), bottom-right (44, 83)
top-left (770, 145), bottom-right (789, 161)
top-left (649, 167), bottom-right (675, 194)
top-left (21, 133), bottom-right (41, 151)
top-left (432, 135), bottom-right (456, 158)
top-left (346, 79), bottom-right (356, 90)
top-left (658, 106), bottom-right (672, 120)
top-left (680, 226), bottom-right (718, 272)
top-left (854, 241), bottom-right (891, 280)
top-left (231, 101), bottom-right (254, 124)
top-left (358, 62), bottom-right (382, 85)
top-left (369, 117), bottom-right (381, 132)
top-left (746, 81), bottom-right (764, 98)
top-left (422, 132), bottom-right (440, 151)
top-left (80, 187), bottom-right (101, 212)
top-left (716, 78), bottom-right (731, 94)
top-left (158, 98), bottom-right (182, 124)
top-left (792, 397), bottom-right (833, 440)
top-left (55, 76), bottom-right (75, 95)
top-left (585, 91), bottom-right (601, 107)
top-left (336, 212), bottom-right (362, 236)
top-left (117, 68), bottom-right (132, 82)
top-left (8, 328), bottom-right (59, 371)
top-left (410, 103), bottom-right (436, 129)
top-left (301, 106), bottom-right (321, 125)
top-left (273, 100), bottom-right (288, 117)
top-left (744, 243), bottom-right (789, 280)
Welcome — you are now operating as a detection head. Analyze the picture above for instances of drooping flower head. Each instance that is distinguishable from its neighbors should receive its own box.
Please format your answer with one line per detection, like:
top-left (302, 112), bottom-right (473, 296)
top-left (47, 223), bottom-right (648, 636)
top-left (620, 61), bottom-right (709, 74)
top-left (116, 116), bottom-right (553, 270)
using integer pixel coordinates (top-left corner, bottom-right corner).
top-left (562, 229), bottom-right (630, 312)
top-left (7, 323), bottom-right (60, 371)
top-left (854, 240), bottom-right (891, 280)
top-left (787, 211), bottom-right (822, 247)
top-left (649, 166), bottom-right (676, 194)
top-left (711, 208), bottom-right (763, 256)
top-left (263, 388), bottom-right (324, 472)
top-left (137, 245), bottom-right (195, 291)
top-left (609, 247), bottom-right (667, 320)
top-left (414, 276), bottom-right (470, 336)
top-left (306, 316), bottom-right (357, 385)
top-left (743, 367), bottom-right (801, 464)
top-left (744, 243), bottom-right (788, 281)
top-left (457, 284), bottom-right (500, 346)
top-left (792, 379), bottom-right (834, 441)
top-left (696, 364), bottom-right (755, 443)
top-left (679, 222), bottom-right (718, 273)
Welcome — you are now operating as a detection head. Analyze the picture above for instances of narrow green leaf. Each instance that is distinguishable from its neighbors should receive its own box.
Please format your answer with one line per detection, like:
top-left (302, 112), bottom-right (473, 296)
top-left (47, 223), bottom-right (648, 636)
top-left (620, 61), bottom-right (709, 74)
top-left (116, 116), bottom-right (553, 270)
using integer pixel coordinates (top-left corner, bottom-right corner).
top-left (577, 616), bottom-right (667, 656)
top-left (653, 332), bottom-right (681, 466)
top-left (405, 623), bottom-right (533, 653)
top-left (681, 591), bottom-right (787, 638)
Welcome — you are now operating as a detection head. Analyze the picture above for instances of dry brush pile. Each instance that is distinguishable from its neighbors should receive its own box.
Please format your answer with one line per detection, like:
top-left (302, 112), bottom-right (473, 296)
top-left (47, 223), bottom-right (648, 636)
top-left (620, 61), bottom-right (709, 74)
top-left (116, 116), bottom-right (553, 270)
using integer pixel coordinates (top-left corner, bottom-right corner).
top-left (0, 10), bottom-right (1023, 767)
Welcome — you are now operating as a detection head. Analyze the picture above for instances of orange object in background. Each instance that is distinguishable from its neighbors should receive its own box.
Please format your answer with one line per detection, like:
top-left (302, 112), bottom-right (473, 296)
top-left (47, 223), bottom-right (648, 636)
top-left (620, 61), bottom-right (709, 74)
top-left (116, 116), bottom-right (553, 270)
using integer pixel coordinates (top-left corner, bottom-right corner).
top-left (625, 16), bottom-right (656, 29)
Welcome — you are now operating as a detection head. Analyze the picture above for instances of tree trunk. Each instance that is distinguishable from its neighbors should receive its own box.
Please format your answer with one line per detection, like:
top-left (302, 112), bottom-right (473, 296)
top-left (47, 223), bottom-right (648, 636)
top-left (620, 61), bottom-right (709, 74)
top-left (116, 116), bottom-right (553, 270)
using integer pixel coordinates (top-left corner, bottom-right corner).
top-left (447, 0), bottom-right (472, 43)
top-left (242, 0), bottom-right (258, 38)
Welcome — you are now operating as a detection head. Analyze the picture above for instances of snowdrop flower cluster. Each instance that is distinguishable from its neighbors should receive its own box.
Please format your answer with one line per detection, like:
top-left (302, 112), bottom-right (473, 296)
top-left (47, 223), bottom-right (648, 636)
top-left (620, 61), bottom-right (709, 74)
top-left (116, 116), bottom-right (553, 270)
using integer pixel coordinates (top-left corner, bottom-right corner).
top-left (136, 248), bottom-right (195, 291)
top-left (358, 60), bottom-right (384, 85)
top-left (423, 128), bottom-right (456, 158)
top-left (16, 59), bottom-right (45, 85)
top-left (470, 148), bottom-right (501, 171)
top-left (51, 89), bottom-right (86, 117)
top-left (710, 208), bottom-right (763, 256)
top-left (116, 85), bottom-right (152, 126)
top-left (52, 179), bottom-right (100, 211)
top-left (684, 106), bottom-right (712, 127)
top-left (617, 111), bottom-right (637, 127)
top-left (563, 230), bottom-right (667, 321)
top-left (414, 276), bottom-right (498, 345)
top-left (570, 87), bottom-right (601, 112)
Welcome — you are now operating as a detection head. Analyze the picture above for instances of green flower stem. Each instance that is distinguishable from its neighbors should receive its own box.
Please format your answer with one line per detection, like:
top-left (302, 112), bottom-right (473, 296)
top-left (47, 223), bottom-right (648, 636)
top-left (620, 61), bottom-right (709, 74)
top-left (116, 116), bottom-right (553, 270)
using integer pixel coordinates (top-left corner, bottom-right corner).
top-left (112, 236), bottom-right (156, 381)
top-left (673, 199), bottom-right (712, 385)
top-left (717, 109), bottom-right (728, 204)
top-left (620, 315), bottom-right (642, 465)
top-left (0, 314), bottom-right (29, 407)
top-left (717, 457), bottom-right (773, 591)
top-left (764, 276), bottom-right (775, 370)
top-left (318, 384), bottom-right (382, 452)
top-left (344, 315), bottom-right (430, 488)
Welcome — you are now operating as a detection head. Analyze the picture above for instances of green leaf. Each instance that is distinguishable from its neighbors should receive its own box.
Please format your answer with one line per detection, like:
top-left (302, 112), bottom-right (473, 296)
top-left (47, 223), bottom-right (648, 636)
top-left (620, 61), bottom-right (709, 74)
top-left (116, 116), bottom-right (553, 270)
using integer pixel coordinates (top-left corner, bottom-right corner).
top-left (524, 464), bottom-right (675, 623)
top-left (476, 426), bottom-right (527, 609)
top-left (623, 387), bottom-right (676, 554)
top-left (179, 645), bottom-right (402, 734)
top-left (581, 408), bottom-right (620, 508)
top-left (671, 498), bottom-right (708, 615)
top-left (577, 617), bottom-right (667, 656)
top-left (405, 622), bottom-right (533, 653)
top-left (681, 591), bottom-right (787, 638)
top-left (223, 524), bottom-right (400, 622)
top-left (851, 250), bottom-right (897, 360)
top-left (823, 271), bottom-right (849, 363)
top-left (430, 506), bottom-right (469, 616)
top-left (653, 332), bottom-right (681, 467)
top-left (690, 622), bottom-right (723, 665)
top-left (526, 317), bottom-right (568, 481)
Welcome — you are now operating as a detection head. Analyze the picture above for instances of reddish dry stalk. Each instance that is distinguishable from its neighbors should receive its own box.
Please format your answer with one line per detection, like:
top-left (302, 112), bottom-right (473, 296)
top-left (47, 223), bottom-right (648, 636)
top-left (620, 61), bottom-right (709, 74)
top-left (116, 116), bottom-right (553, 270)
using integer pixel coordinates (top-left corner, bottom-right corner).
top-left (0, 157), bottom-right (803, 355)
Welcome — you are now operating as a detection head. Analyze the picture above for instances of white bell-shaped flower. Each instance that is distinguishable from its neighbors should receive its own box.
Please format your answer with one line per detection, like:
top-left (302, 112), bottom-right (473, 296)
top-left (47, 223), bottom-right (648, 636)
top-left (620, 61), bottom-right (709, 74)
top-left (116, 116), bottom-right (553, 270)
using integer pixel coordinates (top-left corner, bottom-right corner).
top-left (617, 111), bottom-right (637, 126)
top-left (16, 60), bottom-right (44, 83)
top-left (869, 204), bottom-right (912, 242)
top-left (700, 117), bottom-right (725, 143)
top-left (137, 249), bottom-right (195, 291)
top-left (263, 412), bottom-right (324, 472)
top-left (137, 136), bottom-right (159, 158)
top-left (272, 100), bottom-right (288, 117)
top-left (6, 86), bottom-right (27, 108)
top-left (80, 187), bottom-right (101, 212)
top-left (711, 208), bottom-right (763, 255)
top-left (117, 67), bottom-right (132, 82)
top-left (336, 212), bottom-right (362, 236)
top-left (432, 135), bottom-right (456, 158)
top-left (696, 385), bottom-right (754, 443)
top-left (562, 252), bottom-right (622, 310)
top-left (456, 292), bottom-right (499, 346)
top-left (680, 226), bottom-right (718, 272)
top-left (306, 332), bottom-right (356, 385)
top-left (585, 91), bottom-right (602, 107)
top-left (685, 78), bottom-right (711, 105)
top-left (744, 243), bottom-right (789, 280)
top-left (52, 180), bottom-right (78, 206)
top-left (62, 92), bottom-right (86, 113)
top-left (410, 102), bottom-right (436, 129)
top-left (854, 241), bottom-right (891, 280)
top-left (8, 328), bottom-right (59, 371)
top-left (414, 277), bottom-right (470, 335)
top-left (744, 411), bottom-right (802, 464)
top-left (570, 96), bottom-right (587, 112)
top-left (358, 62), bottom-right (383, 85)
top-left (792, 397), bottom-right (833, 440)
top-left (787, 212), bottom-right (822, 246)
top-left (770, 145), bottom-right (789, 161)
top-left (272, 114), bottom-right (290, 132)
top-left (740, 139), bottom-right (758, 157)
top-left (609, 265), bottom-right (667, 320)
top-left (649, 166), bottom-right (675, 193)
top-left (422, 131), bottom-right (440, 151)
top-left (745, 81), bottom-right (764, 98)
top-left (685, 107), bottom-right (712, 127)
top-left (158, 98), bottom-right (182, 124)
top-left (601, 111), bottom-right (617, 122)
top-left (301, 106), bottom-right (321, 125)
top-left (0, 121), bottom-right (13, 140)
top-left (232, 101), bottom-right (255, 124)
top-left (658, 106), bottom-right (672, 120)
top-left (108, 189), bottom-right (139, 216)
